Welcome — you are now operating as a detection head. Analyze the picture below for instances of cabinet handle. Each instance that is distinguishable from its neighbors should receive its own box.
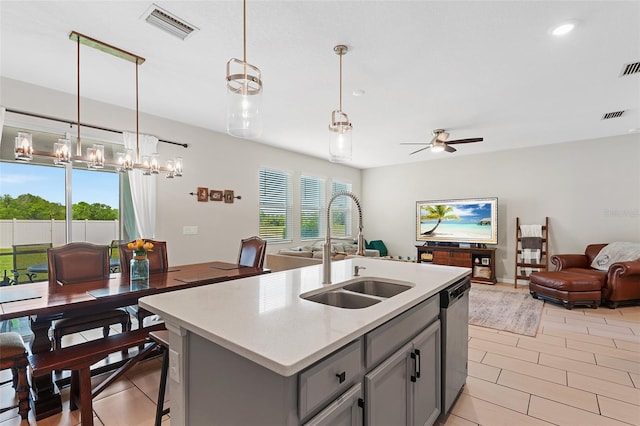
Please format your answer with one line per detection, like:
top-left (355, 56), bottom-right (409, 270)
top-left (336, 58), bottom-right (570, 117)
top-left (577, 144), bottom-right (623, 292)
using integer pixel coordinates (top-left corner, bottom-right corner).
top-left (415, 349), bottom-right (421, 379)
top-left (336, 371), bottom-right (346, 383)
top-left (410, 352), bottom-right (417, 382)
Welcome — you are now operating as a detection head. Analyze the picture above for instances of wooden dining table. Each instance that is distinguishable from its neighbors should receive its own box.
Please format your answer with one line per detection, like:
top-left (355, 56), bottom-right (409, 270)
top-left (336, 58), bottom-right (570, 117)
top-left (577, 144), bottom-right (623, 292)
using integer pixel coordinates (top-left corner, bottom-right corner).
top-left (0, 261), bottom-right (268, 421)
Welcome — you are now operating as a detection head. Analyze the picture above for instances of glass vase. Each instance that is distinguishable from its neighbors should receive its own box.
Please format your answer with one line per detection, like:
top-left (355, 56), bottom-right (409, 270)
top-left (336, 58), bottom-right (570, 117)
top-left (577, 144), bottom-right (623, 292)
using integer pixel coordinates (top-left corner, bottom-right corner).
top-left (130, 255), bottom-right (149, 284)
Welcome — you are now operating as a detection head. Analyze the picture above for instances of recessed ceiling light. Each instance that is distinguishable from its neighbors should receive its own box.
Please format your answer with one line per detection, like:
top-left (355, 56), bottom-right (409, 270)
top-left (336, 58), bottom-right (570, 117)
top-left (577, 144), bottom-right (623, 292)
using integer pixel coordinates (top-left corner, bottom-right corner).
top-left (629, 128), bottom-right (640, 133)
top-left (551, 21), bottom-right (576, 36)
top-left (353, 89), bottom-right (365, 97)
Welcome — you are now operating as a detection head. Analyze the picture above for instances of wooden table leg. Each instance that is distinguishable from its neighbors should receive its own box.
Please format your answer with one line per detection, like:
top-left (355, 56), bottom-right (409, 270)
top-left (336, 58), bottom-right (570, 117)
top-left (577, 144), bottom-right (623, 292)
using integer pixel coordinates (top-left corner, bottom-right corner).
top-left (28, 315), bottom-right (62, 420)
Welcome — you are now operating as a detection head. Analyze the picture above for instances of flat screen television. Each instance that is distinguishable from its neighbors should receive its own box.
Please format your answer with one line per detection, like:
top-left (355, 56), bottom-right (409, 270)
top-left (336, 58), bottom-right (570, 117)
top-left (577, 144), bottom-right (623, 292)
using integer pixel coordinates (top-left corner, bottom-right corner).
top-left (416, 197), bottom-right (498, 245)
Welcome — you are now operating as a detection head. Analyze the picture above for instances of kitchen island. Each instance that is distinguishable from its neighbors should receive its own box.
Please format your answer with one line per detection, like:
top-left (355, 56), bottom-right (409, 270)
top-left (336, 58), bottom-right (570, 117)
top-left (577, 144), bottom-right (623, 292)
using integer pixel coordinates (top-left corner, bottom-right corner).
top-left (140, 257), bottom-right (470, 425)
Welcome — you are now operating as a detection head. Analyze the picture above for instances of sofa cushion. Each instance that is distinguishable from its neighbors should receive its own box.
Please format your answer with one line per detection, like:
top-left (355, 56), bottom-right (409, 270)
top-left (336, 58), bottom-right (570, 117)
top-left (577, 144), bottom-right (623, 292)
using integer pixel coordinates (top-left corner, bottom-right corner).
top-left (590, 242), bottom-right (640, 271)
top-left (562, 268), bottom-right (607, 286)
top-left (278, 250), bottom-right (313, 258)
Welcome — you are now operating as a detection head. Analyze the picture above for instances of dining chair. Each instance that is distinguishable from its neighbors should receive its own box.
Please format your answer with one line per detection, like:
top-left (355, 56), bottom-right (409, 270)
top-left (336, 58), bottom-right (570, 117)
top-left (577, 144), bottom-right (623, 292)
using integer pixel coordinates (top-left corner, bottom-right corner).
top-left (0, 332), bottom-right (30, 419)
top-left (48, 242), bottom-right (131, 350)
top-left (119, 240), bottom-right (168, 328)
top-left (238, 236), bottom-right (267, 269)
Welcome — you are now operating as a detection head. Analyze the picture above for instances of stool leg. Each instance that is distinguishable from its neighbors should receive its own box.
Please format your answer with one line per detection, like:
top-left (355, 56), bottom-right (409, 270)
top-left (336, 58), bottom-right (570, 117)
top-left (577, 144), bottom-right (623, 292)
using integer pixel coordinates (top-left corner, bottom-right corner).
top-left (155, 346), bottom-right (170, 426)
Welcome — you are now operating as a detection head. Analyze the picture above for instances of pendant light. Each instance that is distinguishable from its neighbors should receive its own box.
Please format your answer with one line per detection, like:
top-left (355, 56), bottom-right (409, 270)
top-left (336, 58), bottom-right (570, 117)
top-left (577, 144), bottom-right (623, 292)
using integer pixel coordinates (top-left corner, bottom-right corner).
top-left (226, 0), bottom-right (263, 138)
top-left (329, 45), bottom-right (352, 163)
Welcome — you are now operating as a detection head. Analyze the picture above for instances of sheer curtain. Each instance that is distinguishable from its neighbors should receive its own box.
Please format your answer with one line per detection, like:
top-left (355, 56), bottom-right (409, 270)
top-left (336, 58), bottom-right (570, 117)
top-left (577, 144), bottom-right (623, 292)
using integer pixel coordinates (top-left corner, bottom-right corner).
top-left (0, 107), bottom-right (5, 140)
top-left (123, 132), bottom-right (158, 238)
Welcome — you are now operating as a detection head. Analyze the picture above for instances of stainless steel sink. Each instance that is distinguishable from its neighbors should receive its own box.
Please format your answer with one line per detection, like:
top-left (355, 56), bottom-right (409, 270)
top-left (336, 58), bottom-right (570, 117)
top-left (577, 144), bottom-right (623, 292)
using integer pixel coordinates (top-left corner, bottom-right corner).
top-left (304, 290), bottom-right (381, 309)
top-left (300, 277), bottom-right (414, 309)
top-left (342, 280), bottom-right (411, 298)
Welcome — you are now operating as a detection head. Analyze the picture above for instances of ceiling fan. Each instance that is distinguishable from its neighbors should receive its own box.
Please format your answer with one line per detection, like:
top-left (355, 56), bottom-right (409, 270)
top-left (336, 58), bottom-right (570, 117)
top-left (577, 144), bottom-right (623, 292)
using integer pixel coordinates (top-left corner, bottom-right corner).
top-left (401, 129), bottom-right (483, 154)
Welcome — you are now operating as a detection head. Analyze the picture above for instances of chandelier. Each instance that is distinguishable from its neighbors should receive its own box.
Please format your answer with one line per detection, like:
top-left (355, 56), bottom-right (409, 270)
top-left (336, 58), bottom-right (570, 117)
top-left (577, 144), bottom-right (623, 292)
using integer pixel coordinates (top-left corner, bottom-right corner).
top-left (14, 31), bottom-right (183, 178)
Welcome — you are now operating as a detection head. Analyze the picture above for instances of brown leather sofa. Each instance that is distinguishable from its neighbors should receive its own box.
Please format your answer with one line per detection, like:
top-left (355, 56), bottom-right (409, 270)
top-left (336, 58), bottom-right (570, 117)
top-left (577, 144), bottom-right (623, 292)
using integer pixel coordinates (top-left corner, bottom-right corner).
top-left (550, 243), bottom-right (640, 308)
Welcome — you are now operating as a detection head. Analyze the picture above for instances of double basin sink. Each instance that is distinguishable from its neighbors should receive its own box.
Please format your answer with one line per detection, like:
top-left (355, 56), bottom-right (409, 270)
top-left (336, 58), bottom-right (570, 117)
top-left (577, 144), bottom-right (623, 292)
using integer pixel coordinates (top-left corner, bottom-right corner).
top-left (300, 277), bottom-right (414, 309)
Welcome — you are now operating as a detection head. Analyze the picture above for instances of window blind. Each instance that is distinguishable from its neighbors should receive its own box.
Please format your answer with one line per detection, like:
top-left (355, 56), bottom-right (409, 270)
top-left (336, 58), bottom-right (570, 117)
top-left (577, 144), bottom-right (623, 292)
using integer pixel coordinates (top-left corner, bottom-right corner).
top-left (331, 181), bottom-right (352, 237)
top-left (259, 168), bottom-right (292, 242)
top-left (300, 175), bottom-right (326, 239)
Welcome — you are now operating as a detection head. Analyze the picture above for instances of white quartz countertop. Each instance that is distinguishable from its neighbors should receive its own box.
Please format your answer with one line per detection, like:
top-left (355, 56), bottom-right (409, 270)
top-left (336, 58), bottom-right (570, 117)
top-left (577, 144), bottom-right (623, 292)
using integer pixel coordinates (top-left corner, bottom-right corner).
top-left (139, 258), bottom-right (469, 376)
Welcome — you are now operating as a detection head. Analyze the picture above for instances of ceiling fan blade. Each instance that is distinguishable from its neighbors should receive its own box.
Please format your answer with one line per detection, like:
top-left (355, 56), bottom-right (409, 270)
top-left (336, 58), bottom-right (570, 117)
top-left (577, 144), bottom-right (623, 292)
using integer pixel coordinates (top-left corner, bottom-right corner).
top-left (446, 137), bottom-right (483, 145)
top-left (444, 145), bottom-right (457, 153)
top-left (409, 146), bottom-right (431, 155)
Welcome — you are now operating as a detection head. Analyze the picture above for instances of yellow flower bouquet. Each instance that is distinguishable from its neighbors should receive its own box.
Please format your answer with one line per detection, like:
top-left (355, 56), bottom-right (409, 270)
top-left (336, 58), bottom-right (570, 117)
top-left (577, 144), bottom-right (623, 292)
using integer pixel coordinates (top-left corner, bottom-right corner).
top-left (127, 239), bottom-right (154, 258)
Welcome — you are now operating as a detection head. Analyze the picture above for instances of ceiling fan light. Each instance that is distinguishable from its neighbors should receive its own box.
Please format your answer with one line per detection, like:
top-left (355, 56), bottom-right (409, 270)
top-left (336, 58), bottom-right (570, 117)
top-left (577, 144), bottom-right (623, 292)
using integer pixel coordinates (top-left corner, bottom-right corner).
top-left (431, 142), bottom-right (445, 153)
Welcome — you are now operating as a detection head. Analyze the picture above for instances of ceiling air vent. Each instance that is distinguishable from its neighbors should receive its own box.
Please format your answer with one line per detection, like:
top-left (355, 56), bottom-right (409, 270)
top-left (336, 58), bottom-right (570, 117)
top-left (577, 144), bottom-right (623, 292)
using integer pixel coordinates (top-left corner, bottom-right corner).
top-left (143, 4), bottom-right (198, 40)
top-left (621, 61), bottom-right (640, 77)
top-left (601, 110), bottom-right (625, 120)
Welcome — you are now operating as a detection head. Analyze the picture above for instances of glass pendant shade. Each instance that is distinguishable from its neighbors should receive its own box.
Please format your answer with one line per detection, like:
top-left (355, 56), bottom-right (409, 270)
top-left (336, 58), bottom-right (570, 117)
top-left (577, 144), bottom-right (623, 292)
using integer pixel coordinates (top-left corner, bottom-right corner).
top-left (329, 110), bottom-right (353, 163)
top-left (53, 138), bottom-right (71, 165)
top-left (174, 157), bottom-right (183, 177)
top-left (227, 58), bottom-right (263, 138)
top-left (87, 144), bottom-right (105, 169)
top-left (14, 132), bottom-right (33, 161)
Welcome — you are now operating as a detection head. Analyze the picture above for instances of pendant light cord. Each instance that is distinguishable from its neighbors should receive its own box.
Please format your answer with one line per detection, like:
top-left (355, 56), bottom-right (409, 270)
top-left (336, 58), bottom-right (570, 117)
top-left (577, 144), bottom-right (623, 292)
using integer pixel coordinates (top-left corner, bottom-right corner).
top-left (76, 36), bottom-right (81, 156)
top-left (243, 0), bottom-right (247, 63)
top-left (136, 60), bottom-right (140, 162)
top-left (339, 50), bottom-right (343, 112)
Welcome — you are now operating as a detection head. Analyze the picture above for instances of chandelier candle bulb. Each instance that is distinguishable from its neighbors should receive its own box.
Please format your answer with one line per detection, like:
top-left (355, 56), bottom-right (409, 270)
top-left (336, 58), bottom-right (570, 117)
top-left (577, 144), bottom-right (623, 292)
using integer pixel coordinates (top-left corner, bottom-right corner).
top-left (14, 132), bottom-right (33, 161)
top-left (87, 144), bottom-right (105, 169)
top-left (165, 160), bottom-right (175, 178)
top-left (53, 139), bottom-right (71, 164)
top-left (174, 157), bottom-right (183, 177)
top-left (150, 153), bottom-right (160, 174)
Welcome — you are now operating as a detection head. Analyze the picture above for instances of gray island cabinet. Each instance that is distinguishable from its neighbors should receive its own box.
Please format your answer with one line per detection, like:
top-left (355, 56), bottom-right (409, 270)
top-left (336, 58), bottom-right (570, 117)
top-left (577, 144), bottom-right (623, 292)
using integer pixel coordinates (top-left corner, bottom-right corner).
top-left (139, 258), bottom-right (469, 426)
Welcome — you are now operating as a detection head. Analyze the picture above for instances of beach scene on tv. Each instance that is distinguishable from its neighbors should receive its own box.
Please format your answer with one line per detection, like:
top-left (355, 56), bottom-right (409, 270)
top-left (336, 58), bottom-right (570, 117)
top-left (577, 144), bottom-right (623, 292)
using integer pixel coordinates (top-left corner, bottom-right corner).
top-left (417, 200), bottom-right (496, 242)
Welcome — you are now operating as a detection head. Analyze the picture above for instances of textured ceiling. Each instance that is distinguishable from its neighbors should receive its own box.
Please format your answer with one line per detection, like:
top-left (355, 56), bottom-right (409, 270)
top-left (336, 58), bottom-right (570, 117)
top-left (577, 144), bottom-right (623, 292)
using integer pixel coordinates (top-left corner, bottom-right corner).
top-left (1, 1), bottom-right (639, 169)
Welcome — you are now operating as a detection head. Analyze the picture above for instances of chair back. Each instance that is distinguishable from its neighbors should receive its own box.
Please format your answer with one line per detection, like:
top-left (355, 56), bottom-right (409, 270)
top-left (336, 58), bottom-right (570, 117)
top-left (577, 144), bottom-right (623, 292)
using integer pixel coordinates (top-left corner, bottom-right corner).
top-left (238, 236), bottom-right (267, 268)
top-left (119, 240), bottom-right (168, 275)
top-left (585, 243), bottom-right (608, 265)
top-left (48, 243), bottom-right (110, 290)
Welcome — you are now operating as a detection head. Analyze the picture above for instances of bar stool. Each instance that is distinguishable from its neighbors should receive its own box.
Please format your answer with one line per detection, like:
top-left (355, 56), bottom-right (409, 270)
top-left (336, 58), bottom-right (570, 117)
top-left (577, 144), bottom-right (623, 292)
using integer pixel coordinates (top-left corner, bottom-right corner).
top-left (0, 332), bottom-right (30, 419)
top-left (149, 329), bottom-right (170, 426)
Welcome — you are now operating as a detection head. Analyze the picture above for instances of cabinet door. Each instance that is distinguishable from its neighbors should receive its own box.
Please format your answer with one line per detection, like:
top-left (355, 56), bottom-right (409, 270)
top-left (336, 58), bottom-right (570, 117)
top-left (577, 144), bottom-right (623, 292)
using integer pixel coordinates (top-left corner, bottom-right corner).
top-left (410, 321), bottom-right (441, 426)
top-left (365, 342), bottom-right (412, 426)
top-left (432, 251), bottom-right (450, 265)
top-left (303, 384), bottom-right (363, 426)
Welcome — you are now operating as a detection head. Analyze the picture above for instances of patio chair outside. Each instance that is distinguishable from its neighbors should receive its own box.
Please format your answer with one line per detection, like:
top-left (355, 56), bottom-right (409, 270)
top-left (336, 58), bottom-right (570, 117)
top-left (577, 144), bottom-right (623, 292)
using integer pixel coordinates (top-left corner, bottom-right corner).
top-left (11, 243), bottom-right (52, 284)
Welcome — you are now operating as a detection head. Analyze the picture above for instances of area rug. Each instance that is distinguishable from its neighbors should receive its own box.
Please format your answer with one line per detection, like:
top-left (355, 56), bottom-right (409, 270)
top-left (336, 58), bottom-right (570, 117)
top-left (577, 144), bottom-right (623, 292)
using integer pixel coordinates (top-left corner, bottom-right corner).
top-left (468, 286), bottom-right (544, 336)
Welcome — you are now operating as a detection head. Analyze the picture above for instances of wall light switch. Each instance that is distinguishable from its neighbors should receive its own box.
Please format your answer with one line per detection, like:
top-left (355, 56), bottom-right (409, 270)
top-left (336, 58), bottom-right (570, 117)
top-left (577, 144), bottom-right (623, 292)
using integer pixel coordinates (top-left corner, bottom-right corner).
top-left (183, 226), bottom-right (198, 235)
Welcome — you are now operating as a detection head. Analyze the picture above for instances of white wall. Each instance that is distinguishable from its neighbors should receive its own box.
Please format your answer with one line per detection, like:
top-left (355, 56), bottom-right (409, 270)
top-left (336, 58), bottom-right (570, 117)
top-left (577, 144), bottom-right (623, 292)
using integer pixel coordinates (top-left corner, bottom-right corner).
top-left (1, 78), bottom-right (362, 266)
top-left (361, 134), bottom-right (640, 281)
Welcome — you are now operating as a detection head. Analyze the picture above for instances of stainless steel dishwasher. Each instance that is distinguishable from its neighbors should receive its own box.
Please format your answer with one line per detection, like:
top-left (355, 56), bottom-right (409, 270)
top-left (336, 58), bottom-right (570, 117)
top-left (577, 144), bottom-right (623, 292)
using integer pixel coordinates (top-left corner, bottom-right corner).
top-left (440, 277), bottom-right (471, 415)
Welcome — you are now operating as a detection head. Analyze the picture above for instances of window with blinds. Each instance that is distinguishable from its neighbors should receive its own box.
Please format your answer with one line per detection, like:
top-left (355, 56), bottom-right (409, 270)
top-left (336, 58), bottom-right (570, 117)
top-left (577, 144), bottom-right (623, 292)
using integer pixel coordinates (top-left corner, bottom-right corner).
top-left (259, 168), bottom-right (292, 242)
top-left (300, 175), bottom-right (326, 239)
top-left (331, 181), bottom-right (352, 237)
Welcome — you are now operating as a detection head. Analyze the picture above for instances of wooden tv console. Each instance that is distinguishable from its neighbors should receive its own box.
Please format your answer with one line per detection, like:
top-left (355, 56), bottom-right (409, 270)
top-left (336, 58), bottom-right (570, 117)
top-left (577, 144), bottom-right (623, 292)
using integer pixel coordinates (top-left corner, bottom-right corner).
top-left (416, 245), bottom-right (496, 284)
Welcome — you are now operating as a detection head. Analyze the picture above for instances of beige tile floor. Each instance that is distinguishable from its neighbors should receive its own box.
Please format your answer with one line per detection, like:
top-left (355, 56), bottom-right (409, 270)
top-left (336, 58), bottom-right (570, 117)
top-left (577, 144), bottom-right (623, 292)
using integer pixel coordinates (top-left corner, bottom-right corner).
top-left (1, 283), bottom-right (639, 425)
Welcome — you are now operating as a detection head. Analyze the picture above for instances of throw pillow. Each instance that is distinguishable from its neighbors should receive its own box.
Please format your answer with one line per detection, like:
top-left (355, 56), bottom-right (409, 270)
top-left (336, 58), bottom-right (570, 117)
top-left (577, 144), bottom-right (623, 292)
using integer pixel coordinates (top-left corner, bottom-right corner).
top-left (590, 242), bottom-right (640, 271)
